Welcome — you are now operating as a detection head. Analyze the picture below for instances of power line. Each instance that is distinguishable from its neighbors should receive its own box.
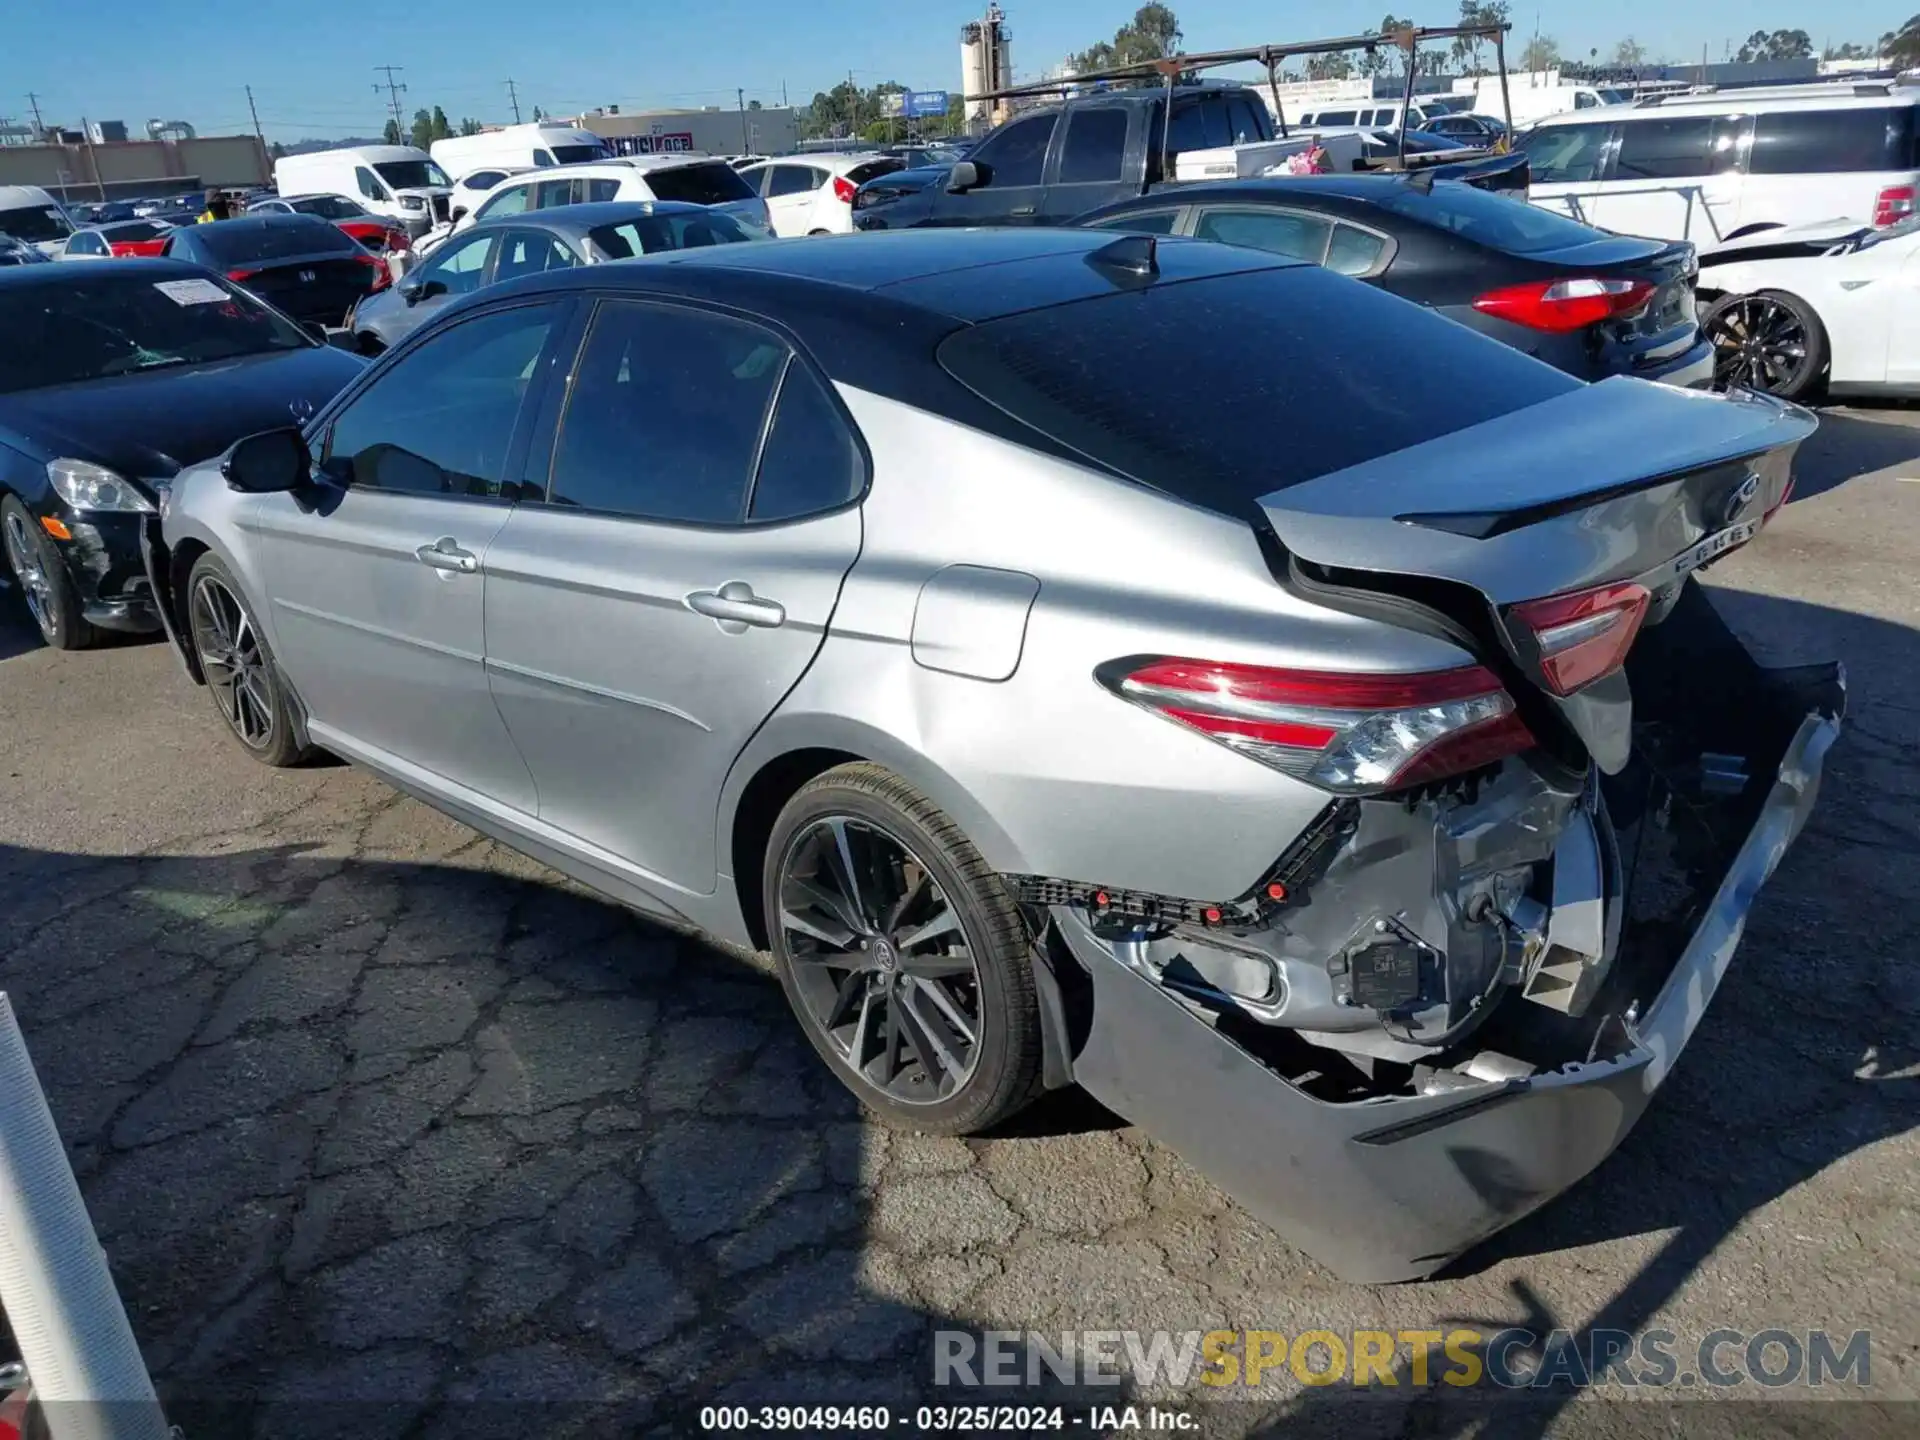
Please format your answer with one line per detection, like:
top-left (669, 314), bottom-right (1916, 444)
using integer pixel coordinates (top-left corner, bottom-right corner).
top-left (505, 78), bottom-right (522, 124)
top-left (373, 66), bottom-right (408, 131)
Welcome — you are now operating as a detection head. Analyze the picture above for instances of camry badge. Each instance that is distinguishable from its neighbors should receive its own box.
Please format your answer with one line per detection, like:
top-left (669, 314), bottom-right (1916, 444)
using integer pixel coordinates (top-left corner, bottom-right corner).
top-left (299, 269), bottom-right (315, 283)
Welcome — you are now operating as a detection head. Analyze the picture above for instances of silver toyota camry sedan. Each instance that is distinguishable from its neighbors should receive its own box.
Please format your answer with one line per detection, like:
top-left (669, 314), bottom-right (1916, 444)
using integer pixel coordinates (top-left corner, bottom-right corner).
top-left (145, 228), bottom-right (1842, 1281)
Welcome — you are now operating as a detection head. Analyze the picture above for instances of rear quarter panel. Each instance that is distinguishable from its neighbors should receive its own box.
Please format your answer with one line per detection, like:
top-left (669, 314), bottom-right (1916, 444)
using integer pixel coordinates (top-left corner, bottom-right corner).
top-left (727, 389), bottom-right (1482, 901)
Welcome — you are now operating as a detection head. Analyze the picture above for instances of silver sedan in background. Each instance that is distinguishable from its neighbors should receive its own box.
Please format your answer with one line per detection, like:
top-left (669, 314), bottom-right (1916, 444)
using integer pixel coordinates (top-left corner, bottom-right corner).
top-left (146, 229), bottom-right (1841, 1283)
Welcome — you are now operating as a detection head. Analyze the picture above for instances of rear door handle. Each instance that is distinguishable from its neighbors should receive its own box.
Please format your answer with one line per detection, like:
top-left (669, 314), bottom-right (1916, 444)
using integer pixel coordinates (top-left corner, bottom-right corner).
top-left (415, 538), bottom-right (478, 574)
top-left (1011, 204), bottom-right (1037, 217)
top-left (687, 580), bottom-right (786, 632)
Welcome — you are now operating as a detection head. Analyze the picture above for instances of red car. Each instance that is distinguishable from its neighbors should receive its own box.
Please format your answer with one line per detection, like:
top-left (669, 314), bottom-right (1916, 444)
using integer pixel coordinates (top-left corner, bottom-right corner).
top-left (60, 219), bottom-right (174, 259)
top-left (246, 193), bottom-right (410, 255)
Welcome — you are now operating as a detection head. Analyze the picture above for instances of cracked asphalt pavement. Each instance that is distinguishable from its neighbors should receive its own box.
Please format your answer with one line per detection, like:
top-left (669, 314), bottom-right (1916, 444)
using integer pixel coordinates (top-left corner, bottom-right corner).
top-left (0, 407), bottom-right (1915, 1437)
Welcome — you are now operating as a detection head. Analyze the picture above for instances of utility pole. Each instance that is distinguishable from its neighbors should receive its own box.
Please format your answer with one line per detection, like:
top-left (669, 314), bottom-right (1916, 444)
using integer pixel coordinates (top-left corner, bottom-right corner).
top-left (25, 92), bottom-right (46, 139)
top-left (738, 87), bottom-right (749, 153)
top-left (244, 84), bottom-right (266, 150)
top-left (373, 66), bottom-right (408, 132)
top-left (505, 77), bottom-right (522, 125)
top-left (848, 68), bottom-right (857, 137)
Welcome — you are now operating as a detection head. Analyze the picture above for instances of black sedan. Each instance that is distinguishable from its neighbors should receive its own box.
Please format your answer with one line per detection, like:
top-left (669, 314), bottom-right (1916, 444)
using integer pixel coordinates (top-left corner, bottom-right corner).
top-left (1422, 112), bottom-right (1510, 146)
top-left (161, 214), bottom-right (387, 328)
top-left (0, 261), bottom-right (363, 649)
top-left (850, 166), bottom-right (956, 231)
top-left (1075, 175), bottom-right (1712, 387)
top-left (348, 200), bottom-right (763, 353)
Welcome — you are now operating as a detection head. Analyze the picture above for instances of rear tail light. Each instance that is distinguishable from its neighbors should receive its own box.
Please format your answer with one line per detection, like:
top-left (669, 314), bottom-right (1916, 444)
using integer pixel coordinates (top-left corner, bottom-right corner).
top-left (1509, 581), bottom-right (1651, 696)
top-left (386, 228), bottom-right (411, 253)
top-left (1872, 185), bottom-right (1915, 227)
top-left (1104, 658), bottom-right (1536, 795)
top-left (226, 267), bottom-right (257, 281)
top-left (358, 253), bottom-right (391, 292)
top-left (1473, 276), bottom-right (1656, 333)
top-left (832, 174), bottom-right (859, 204)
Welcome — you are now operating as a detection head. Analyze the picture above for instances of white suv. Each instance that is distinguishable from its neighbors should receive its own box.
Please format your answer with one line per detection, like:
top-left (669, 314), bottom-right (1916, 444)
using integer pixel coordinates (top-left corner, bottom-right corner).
top-left (737, 154), bottom-right (906, 236)
top-left (1517, 84), bottom-right (1920, 243)
top-left (421, 158), bottom-right (771, 255)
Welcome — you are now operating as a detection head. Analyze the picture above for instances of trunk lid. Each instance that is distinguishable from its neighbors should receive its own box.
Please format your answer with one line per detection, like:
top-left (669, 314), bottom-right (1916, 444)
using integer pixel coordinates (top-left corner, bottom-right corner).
top-left (238, 255), bottom-right (377, 327)
top-left (1257, 379), bottom-right (1816, 769)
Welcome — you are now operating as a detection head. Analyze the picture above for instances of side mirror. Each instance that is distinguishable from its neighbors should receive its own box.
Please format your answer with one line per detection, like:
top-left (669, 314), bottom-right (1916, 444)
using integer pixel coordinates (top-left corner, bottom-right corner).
top-left (300, 320), bottom-right (330, 345)
top-left (221, 428), bottom-right (310, 494)
top-left (400, 276), bottom-right (445, 305)
top-left (945, 161), bottom-right (983, 193)
top-left (450, 205), bottom-right (468, 223)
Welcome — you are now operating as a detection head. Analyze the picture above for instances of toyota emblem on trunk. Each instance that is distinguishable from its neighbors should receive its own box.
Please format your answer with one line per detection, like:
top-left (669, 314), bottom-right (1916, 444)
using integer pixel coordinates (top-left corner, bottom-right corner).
top-left (1720, 473), bottom-right (1762, 527)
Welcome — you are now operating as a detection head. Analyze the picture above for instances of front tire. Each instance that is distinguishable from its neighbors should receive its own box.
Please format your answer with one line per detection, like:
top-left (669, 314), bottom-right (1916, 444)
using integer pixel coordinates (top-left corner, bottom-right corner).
top-left (184, 553), bottom-right (313, 767)
top-left (765, 763), bottom-right (1042, 1135)
top-left (1703, 289), bottom-right (1829, 400)
top-left (1, 496), bottom-right (93, 651)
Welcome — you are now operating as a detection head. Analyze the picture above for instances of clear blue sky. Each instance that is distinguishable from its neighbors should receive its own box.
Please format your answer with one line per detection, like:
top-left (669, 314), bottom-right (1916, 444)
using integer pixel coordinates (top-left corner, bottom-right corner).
top-left (2, 0), bottom-right (1904, 141)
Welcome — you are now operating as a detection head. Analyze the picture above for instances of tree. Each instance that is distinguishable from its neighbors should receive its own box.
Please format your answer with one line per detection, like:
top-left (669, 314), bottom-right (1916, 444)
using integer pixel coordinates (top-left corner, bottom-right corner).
top-left (268, 140), bottom-right (286, 160)
top-left (1884, 16), bottom-right (1920, 68)
top-left (1371, 14), bottom-right (1411, 77)
top-left (1452, 1), bottom-right (1511, 75)
top-left (1304, 52), bottom-right (1354, 81)
top-left (531, 105), bottom-right (546, 122)
top-left (1613, 36), bottom-right (1647, 68)
top-left (1072, 4), bottom-right (1181, 73)
top-left (1520, 33), bottom-right (1561, 72)
top-left (1738, 28), bottom-right (1814, 63)
top-left (459, 117), bottom-right (482, 136)
top-left (429, 106), bottom-right (454, 143)
top-left (1824, 41), bottom-right (1869, 60)
top-left (748, 99), bottom-right (763, 110)
top-left (381, 117), bottom-right (402, 146)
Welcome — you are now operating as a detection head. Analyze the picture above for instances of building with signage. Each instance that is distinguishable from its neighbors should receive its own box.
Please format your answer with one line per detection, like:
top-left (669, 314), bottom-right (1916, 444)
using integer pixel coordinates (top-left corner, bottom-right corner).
top-left (570, 106), bottom-right (800, 157)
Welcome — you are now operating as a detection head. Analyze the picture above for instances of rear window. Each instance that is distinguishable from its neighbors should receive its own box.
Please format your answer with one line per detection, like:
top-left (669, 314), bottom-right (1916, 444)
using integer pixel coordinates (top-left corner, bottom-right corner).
top-left (0, 204), bottom-right (72, 244)
top-left (644, 162), bottom-right (757, 205)
top-left (194, 219), bottom-right (358, 263)
top-left (289, 195), bottom-right (367, 220)
top-left (1749, 107), bottom-right (1917, 175)
top-left (846, 159), bottom-right (905, 186)
top-left (102, 221), bottom-right (166, 242)
top-left (1369, 180), bottom-right (1611, 254)
top-left (937, 268), bottom-right (1574, 518)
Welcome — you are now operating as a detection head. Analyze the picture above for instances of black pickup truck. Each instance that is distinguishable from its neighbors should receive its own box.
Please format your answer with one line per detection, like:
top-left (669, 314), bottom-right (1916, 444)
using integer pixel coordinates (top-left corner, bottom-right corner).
top-left (875, 84), bottom-right (1277, 229)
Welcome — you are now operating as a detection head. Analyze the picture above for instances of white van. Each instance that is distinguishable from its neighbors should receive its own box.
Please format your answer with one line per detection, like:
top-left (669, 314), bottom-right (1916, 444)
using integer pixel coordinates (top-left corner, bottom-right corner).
top-left (272, 146), bottom-right (453, 235)
top-left (430, 124), bottom-right (612, 175)
top-left (0, 185), bottom-right (76, 255)
top-left (1516, 86), bottom-right (1920, 243)
top-left (1293, 101), bottom-right (1434, 131)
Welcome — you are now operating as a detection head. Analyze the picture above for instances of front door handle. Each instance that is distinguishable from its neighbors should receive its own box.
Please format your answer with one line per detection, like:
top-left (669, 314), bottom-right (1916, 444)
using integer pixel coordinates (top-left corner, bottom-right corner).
top-left (415, 538), bottom-right (478, 574)
top-left (687, 580), bottom-right (786, 633)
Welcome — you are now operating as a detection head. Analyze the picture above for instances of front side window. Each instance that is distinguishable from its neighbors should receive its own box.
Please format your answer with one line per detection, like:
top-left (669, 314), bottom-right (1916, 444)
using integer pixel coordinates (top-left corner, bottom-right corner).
top-left (354, 167), bottom-right (388, 203)
top-left (374, 159), bottom-right (451, 189)
top-left (422, 233), bottom-right (495, 295)
top-left (1516, 124), bottom-right (1612, 184)
top-left (1227, 95), bottom-right (1267, 142)
top-left (1194, 207), bottom-right (1332, 263)
top-left (475, 184), bottom-right (532, 220)
top-left (547, 300), bottom-right (788, 524)
top-left (971, 114), bottom-right (1057, 187)
top-left (1614, 117), bottom-right (1716, 181)
top-left (1058, 108), bottom-right (1130, 184)
top-left (324, 302), bottom-right (559, 498)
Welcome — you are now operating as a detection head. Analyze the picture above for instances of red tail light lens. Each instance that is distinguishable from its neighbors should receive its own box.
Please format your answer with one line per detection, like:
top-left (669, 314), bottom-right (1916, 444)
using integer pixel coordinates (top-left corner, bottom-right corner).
top-left (1873, 185), bottom-right (1915, 227)
top-left (1510, 581), bottom-right (1651, 696)
top-left (1473, 277), bottom-right (1656, 333)
top-left (226, 267), bottom-right (257, 281)
top-left (832, 174), bottom-right (859, 204)
top-left (357, 253), bottom-right (391, 292)
top-left (386, 228), bottom-right (411, 253)
top-left (1106, 659), bottom-right (1536, 794)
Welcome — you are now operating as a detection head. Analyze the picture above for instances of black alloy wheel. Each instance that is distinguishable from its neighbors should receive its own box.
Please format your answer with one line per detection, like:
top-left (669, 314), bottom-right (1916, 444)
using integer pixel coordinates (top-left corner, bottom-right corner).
top-left (766, 764), bottom-right (1043, 1134)
top-left (1704, 290), bottom-right (1828, 400)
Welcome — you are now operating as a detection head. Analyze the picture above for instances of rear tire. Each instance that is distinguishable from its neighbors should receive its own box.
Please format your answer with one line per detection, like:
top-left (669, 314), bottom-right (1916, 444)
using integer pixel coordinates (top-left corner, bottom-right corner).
top-left (1703, 289), bottom-right (1829, 401)
top-left (765, 763), bottom-right (1043, 1135)
top-left (184, 552), bottom-right (313, 767)
top-left (1, 495), bottom-right (94, 651)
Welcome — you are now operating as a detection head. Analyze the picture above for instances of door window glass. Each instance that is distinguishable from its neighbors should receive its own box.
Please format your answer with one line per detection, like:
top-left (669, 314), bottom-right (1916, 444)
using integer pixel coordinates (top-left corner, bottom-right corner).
top-left (1227, 95), bottom-right (1267, 142)
top-left (1314, 110), bottom-right (1359, 127)
top-left (475, 184), bottom-right (531, 219)
top-left (970, 114), bottom-right (1057, 187)
top-left (323, 302), bottom-right (559, 498)
top-left (493, 231), bottom-right (576, 282)
top-left (547, 301), bottom-right (787, 524)
top-left (1058, 108), bottom-right (1130, 184)
top-left (1194, 207), bottom-right (1332, 263)
top-left (1750, 108), bottom-right (1915, 174)
top-left (534, 178), bottom-right (579, 208)
top-left (748, 362), bottom-right (863, 522)
top-left (1613, 117), bottom-right (1716, 180)
top-left (1515, 124), bottom-right (1611, 183)
top-left (587, 178), bottom-right (622, 202)
top-left (1084, 209), bottom-right (1180, 234)
top-left (354, 167), bottom-right (387, 202)
top-left (767, 165), bottom-right (817, 198)
top-left (423, 233), bottom-right (495, 295)
top-left (1166, 97), bottom-right (1233, 153)
top-left (1327, 223), bottom-right (1389, 276)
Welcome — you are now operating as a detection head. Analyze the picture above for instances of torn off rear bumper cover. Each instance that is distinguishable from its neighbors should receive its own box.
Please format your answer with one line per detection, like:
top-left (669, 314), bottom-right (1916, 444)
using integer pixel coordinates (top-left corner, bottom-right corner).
top-left (1059, 686), bottom-right (1843, 1284)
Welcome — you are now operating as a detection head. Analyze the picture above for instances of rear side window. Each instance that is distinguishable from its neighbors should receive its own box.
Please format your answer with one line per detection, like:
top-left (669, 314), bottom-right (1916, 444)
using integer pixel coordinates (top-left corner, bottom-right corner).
top-left (1368, 180), bottom-right (1610, 254)
top-left (1193, 207), bottom-right (1331, 263)
top-left (1613, 117), bottom-right (1715, 180)
top-left (644, 162), bottom-right (756, 204)
top-left (547, 300), bottom-right (787, 524)
top-left (1326, 224), bottom-right (1389, 276)
top-left (749, 362), bottom-right (863, 522)
top-left (1516, 124), bottom-right (1611, 183)
top-left (1058, 108), bottom-right (1130, 183)
top-left (1315, 110), bottom-right (1359, 127)
top-left (1749, 107), bottom-right (1916, 175)
top-left (1084, 209), bottom-right (1180, 234)
top-left (937, 268), bottom-right (1575, 518)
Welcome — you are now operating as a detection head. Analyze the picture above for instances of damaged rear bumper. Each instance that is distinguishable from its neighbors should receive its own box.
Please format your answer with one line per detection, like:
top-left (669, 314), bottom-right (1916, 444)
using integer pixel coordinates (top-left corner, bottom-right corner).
top-left (1061, 666), bottom-right (1842, 1284)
